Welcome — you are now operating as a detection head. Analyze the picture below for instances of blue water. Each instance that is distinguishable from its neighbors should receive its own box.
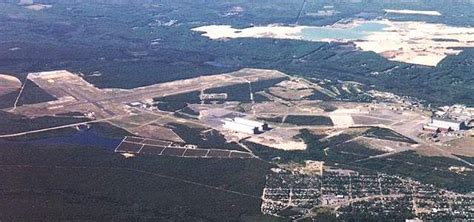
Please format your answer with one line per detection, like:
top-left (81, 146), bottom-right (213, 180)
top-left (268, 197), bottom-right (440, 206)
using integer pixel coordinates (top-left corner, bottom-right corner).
top-left (301, 22), bottom-right (388, 41)
top-left (32, 129), bottom-right (121, 151)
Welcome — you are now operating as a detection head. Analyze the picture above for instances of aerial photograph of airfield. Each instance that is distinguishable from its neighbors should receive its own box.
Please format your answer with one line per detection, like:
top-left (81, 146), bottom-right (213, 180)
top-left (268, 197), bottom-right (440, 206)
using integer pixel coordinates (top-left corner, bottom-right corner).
top-left (1, 65), bottom-right (473, 219)
top-left (2, 67), bottom-right (472, 161)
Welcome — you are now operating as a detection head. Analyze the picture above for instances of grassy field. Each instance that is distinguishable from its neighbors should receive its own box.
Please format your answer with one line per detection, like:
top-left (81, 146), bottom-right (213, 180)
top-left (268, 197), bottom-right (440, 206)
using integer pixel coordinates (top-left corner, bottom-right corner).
top-left (284, 115), bottom-right (334, 126)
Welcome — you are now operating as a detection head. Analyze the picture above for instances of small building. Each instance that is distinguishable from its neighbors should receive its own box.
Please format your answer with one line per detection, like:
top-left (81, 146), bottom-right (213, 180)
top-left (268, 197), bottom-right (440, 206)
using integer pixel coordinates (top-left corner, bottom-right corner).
top-left (430, 117), bottom-right (463, 131)
top-left (222, 120), bottom-right (259, 134)
top-left (422, 124), bottom-right (440, 133)
top-left (234, 117), bottom-right (269, 131)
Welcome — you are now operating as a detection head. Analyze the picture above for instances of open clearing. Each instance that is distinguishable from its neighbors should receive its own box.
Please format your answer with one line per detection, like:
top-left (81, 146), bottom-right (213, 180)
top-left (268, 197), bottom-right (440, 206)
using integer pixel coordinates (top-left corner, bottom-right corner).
top-left (384, 9), bottom-right (441, 16)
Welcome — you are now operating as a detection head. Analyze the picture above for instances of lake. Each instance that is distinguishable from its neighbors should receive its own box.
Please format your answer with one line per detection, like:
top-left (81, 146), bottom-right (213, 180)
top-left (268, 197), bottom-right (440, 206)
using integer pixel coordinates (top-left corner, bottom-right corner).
top-left (301, 22), bottom-right (388, 41)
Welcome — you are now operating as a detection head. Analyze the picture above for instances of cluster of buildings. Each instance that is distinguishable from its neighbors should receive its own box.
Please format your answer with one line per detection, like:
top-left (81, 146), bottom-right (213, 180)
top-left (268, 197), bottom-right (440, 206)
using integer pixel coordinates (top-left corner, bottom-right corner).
top-left (423, 117), bottom-right (464, 132)
top-left (222, 117), bottom-right (269, 134)
top-left (261, 168), bottom-right (474, 220)
top-left (423, 105), bottom-right (474, 133)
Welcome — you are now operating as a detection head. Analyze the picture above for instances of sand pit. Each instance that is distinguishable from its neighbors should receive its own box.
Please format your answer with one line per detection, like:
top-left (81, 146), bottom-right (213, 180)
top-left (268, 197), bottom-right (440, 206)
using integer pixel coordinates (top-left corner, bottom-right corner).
top-left (247, 128), bottom-right (307, 151)
top-left (193, 25), bottom-right (304, 40)
top-left (0, 74), bottom-right (21, 96)
top-left (193, 19), bottom-right (474, 66)
top-left (329, 114), bottom-right (354, 128)
top-left (249, 138), bottom-right (307, 151)
top-left (384, 9), bottom-right (441, 16)
top-left (24, 4), bottom-right (52, 11)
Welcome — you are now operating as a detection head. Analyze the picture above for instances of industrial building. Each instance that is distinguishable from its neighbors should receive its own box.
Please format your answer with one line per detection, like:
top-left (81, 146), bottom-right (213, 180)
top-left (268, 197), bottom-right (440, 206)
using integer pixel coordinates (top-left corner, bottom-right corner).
top-left (234, 117), bottom-right (269, 131)
top-left (222, 120), bottom-right (259, 134)
top-left (424, 117), bottom-right (464, 132)
top-left (222, 117), bottom-right (269, 134)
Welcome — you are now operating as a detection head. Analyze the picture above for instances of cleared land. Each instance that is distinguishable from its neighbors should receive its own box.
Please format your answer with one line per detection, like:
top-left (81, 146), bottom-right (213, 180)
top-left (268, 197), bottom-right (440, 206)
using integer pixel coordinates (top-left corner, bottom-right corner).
top-left (194, 19), bottom-right (474, 66)
top-left (0, 74), bottom-right (21, 96)
top-left (115, 136), bottom-right (255, 159)
top-left (384, 9), bottom-right (442, 16)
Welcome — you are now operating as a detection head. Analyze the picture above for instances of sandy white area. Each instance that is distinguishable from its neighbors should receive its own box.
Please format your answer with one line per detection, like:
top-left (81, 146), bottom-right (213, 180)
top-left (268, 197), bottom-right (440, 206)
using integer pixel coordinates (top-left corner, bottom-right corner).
top-left (0, 74), bottom-right (21, 87)
top-left (384, 9), bottom-right (441, 16)
top-left (329, 114), bottom-right (354, 128)
top-left (0, 74), bottom-right (22, 95)
top-left (354, 20), bottom-right (474, 66)
top-left (193, 19), bottom-right (474, 66)
top-left (247, 128), bottom-right (307, 151)
top-left (248, 137), bottom-right (307, 151)
top-left (24, 4), bottom-right (52, 11)
top-left (121, 153), bottom-right (135, 158)
top-left (192, 25), bottom-right (304, 41)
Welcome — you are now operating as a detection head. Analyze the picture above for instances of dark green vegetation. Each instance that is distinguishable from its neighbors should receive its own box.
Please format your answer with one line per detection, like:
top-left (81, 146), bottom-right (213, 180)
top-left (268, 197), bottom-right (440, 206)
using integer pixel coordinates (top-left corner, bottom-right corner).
top-left (0, 80), bottom-right (57, 109)
top-left (0, 142), bottom-right (274, 221)
top-left (284, 115), bottom-right (334, 126)
top-left (153, 91), bottom-right (200, 112)
top-left (16, 80), bottom-right (57, 105)
top-left (0, 1), bottom-right (473, 106)
top-left (155, 101), bottom-right (188, 112)
top-left (258, 116), bottom-right (284, 124)
top-left (244, 129), bottom-right (384, 164)
top-left (363, 127), bottom-right (417, 144)
top-left (454, 155), bottom-right (474, 164)
top-left (205, 83), bottom-right (251, 102)
top-left (0, 91), bottom-right (18, 109)
top-left (154, 91), bottom-right (201, 103)
top-left (253, 93), bottom-right (271, 102)
top-left (0, 111), bottom-right (89, 135)
top-left (311, 207), bottom-right (338, 222)
top-left (251, 78), bottom-right (288, 93)
top-left (180, 106), bottom-right (200, 116)
top-left (259, 115), bottom-right (334, 126)
top-left (167, 123), bottom-right (247, 152)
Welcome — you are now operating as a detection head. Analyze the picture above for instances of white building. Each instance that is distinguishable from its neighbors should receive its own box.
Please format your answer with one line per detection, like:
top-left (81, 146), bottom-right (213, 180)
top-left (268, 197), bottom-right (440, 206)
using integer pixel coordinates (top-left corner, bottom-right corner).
top-left (430, 117), bottom-right (463, 131)
top-left (222, 120), bottom-right (259, 134)
top-left (234, 117), bottom-right (269, 131)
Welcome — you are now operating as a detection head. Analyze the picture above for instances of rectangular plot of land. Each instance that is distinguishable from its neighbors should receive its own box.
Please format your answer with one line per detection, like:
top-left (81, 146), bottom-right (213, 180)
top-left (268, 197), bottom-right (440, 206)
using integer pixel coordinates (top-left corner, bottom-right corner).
top-left (207, 149), bottom-right (231, 158)
top-left (229, 152), bottom-right (254, 158)
top-left (161, 147), bottom-right (186, 157)
top-left (352, 115), bottom-right (393, 126)
top-left (142, 139), bottom-right (172, 147)
top-left (139, 145), bottom-right (166, 154)
top-left (183, 149), bottom-right (209, 157)
top-left (116, 142), bottom-right (143, 153)
top-left (124, 136), bottom-right (145, 143)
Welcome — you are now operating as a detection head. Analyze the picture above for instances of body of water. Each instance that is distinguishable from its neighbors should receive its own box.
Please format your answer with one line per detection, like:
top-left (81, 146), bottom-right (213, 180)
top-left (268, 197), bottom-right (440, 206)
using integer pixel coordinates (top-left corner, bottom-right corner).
top-left (301, 22), bottom-right (388, 41)
top-left (32, 129), bottom-right (121, 151)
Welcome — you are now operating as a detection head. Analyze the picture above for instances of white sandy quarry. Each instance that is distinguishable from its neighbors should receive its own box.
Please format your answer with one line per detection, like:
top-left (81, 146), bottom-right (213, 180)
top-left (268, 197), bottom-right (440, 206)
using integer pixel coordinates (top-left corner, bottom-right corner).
top-left (384, 9), bottom-right (442, 16)
top-left (24, 4), bottom-right (52, 11)
top-left (355, 20), bottom-right (474, 66)
top-left (193, 19), bottom-right (474, 67)
top-left (193, 25), bottom-right (305, 41)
